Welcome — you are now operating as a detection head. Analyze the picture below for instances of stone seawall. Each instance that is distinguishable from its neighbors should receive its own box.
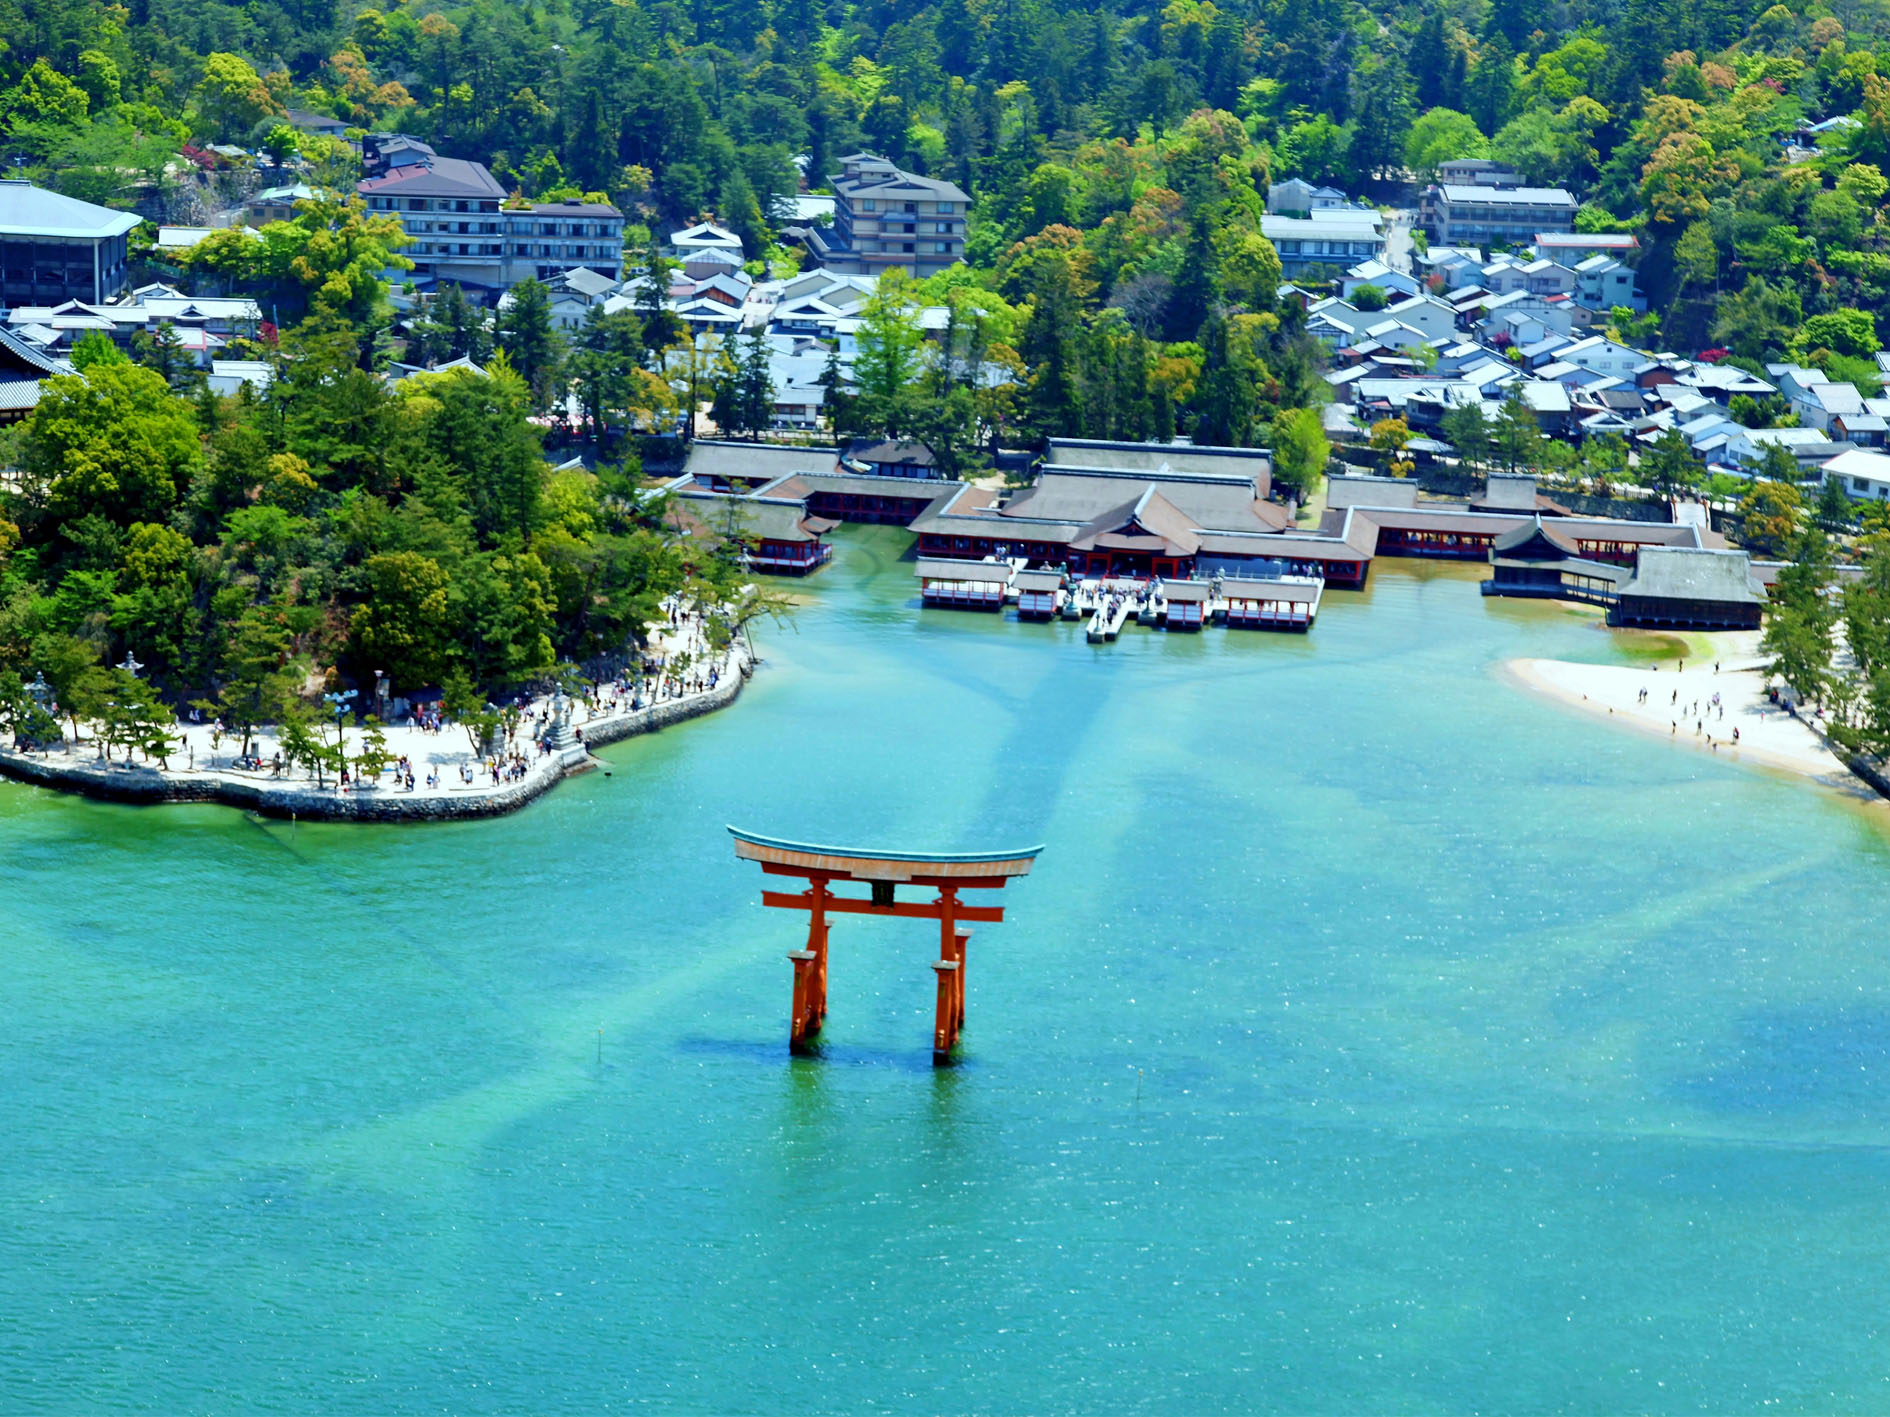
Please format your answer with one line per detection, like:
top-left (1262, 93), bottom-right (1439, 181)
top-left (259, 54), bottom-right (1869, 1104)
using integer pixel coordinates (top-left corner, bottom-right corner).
top-left (0, 650), bottom-right (751, 823)
top-left (1848, 753), bottom-right (1890, 804)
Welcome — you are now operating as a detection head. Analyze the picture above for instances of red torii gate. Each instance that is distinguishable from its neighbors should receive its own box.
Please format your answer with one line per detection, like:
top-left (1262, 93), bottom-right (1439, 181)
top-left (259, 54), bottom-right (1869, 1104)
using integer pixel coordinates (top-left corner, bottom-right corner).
top-left (729, 827), bottom-right (1043, 1064)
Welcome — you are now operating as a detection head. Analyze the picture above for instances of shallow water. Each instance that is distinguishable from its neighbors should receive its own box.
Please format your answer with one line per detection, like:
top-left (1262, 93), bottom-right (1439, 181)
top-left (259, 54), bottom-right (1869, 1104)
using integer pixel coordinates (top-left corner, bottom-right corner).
top-left (5, 526), bottom-right (1890, 1414)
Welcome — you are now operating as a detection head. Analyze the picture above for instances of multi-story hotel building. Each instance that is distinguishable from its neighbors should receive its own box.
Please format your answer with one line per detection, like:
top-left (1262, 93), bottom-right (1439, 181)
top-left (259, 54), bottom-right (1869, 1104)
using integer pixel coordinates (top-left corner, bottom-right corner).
top-left (808, 154), bottom-right (969, 279)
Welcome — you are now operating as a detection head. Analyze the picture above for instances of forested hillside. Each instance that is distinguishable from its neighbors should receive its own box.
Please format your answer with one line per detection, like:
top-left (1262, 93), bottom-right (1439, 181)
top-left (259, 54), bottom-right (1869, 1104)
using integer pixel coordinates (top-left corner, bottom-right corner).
top-left (10, 0), bottom-right (1889, 397)
top-left (4, 0), bottom-right (1890, 721)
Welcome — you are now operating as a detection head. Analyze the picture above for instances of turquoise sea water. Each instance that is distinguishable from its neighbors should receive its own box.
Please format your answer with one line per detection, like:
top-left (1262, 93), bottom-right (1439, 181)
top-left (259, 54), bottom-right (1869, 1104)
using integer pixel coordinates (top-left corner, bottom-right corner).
top-left (6, 525), bottom-right (1890, 1414)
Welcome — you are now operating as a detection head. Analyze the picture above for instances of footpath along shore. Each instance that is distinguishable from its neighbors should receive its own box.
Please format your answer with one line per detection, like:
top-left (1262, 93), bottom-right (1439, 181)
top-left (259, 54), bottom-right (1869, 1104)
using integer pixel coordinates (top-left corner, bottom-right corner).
top-left (0, 616), bottom-right (754, 822)
top-left (1504, 630), bottom-right (1888, 805)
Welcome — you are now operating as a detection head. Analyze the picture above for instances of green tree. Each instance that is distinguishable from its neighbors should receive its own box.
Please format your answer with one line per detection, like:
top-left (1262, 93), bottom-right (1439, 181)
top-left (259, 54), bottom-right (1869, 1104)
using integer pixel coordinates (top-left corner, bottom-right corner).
top-left (1802, 309), bottom-right (1878, 360)
top-left (1370, 416), bottom-right (1415, 476)
top-left (849, 273), bottom-right (925, 438)
top-left (1346, 55), bottom-right (1415, 191)
top-left (1817, 475), bottom-right (1855, 531)
top-left (1403, 107), bottom-right (1487, 183)
top-left (1440, 404), bottom-right (1493, 474)
top-left (31, 633), bottom-right (102, 745)
top-left (70, 332), bottom-right (128, 372)
top-left (21, 364), bottom-right (201, 531)
top-left (191, 53), bottom-right (280, 138)
top-left (496, 278), bottom-right (564, 413)
top-left (1192, 315), bottom-right (1258, 448)
top-left (443, 667), bottom-right (502, 755)
top-left (277, 699), bottom-right (341, 788)
top-left (1490, 386), bottom-right (1541, 475)
top-left (1270, 407), bottom-right (1330, 502)
top-left (217, 610), bottom-right (296, 759)
top-left (350, 552), bottom-right (454, 689)
top-left (1764, 529), bottom-right (1837, 706)
top-left (261, 123), bottom-right (301, 166)
top-left (354, 717), bottom-right (394, 784)
top-left (1640, 428), bottom-right (1702, 496)
top-left (1738, 479), bottom-right (1803, 557)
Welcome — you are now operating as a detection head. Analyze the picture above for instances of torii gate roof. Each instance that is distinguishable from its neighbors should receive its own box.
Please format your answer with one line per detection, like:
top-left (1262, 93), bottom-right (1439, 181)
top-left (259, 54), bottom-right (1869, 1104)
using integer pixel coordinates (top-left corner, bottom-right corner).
top-left (728, 827), bottom-right (1042, 882)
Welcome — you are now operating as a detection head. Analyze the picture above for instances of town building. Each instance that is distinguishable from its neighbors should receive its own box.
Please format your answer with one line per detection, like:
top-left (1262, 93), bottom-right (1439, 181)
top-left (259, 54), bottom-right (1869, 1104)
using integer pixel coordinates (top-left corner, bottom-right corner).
top-left (1573, 255), bottom-right (1642, 313)
top-left (809, 154), bottom-right (969, 278)
top-left (1339, 259), bottom-right (1422, 302)
top-left (0, 180), bottom-right (141, 307)
top-left (1265, 179), bottom-right (1351, 215)
top-left (506, 201), bottom-right (625, 284)
top-left (1820, 447), bottom-right (1890, 502)
top-left (0, 324), bottom-right (70, 423)
top-left (1261, 209), bottom-right (1387, 276)
top-left (248, 182), bottom-right (316, 225)
top-left (360, 147), bottom-right (623, 292)
top-left (1436, 159), bottom-right (1524, 187)
top-left (669, 222), bottom-right (744, 262)
top-left (285, 108), bottom-right (349, 139)
top-left (1725, 426), bottom-right (1840, 472)
top-left (5, 283), bottom-right (260, 360)
top-left (1419, 183), bottom-right (1578, 246)
top-left (1531, 232), bottom-right (1639, 263)
top-left (360, 153), bottom-right (507, 287)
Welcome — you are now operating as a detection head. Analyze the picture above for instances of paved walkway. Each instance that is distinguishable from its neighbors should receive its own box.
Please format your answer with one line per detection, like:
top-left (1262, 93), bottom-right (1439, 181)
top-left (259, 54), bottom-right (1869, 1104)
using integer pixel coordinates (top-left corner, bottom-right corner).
top-left (4, 603), bottom-right (749, 814)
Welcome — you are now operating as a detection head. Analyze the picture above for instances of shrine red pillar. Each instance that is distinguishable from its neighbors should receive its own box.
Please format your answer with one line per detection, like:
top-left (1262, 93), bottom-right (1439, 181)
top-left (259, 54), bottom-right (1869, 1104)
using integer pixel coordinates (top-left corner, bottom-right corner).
top-left (932, 887), bottom-right (961, 1063)
top-left (953, 929), bottom-right (969, 1032)
top-left (809, 877), bottom-right (831, 1030)
top-left (787, 948), bottom-right (816, 1052)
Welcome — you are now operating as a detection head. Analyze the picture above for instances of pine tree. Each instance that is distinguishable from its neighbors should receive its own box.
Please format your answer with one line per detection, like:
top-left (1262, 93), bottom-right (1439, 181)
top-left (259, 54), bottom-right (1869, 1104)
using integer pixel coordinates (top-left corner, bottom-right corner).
top-left (1411, 10), bottom-right (1453, 110)
top-left (1165, 213), bottom-right (1220, 343)
top-left (1347, 55), bottom-right (1414, 193)
top-left (1466, 36), bottom-right (1517, 137)
top-left (634, 234), bottom-right (682, 358)
top-left (497, 278), bottom-right (563, 413)
top-left (735, 328), bottom-right (775, 439)
top-left (1192, 315), bottom-right (1257, 447)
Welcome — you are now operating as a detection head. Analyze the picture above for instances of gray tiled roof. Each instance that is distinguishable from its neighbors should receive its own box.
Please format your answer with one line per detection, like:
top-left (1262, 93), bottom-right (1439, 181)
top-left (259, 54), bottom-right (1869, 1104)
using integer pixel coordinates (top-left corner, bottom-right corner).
top-left (359, 157), bottom-right (505, 201)
top-left (1001, 470), bottom-right (1288, 534)
top-left (0, 323), bottom-right (70, 378)
top-left (683, 440), bottom-right (839, 481)
top-left (831, 161), bottom-right (970, 205)
top-left (1619, 547), bottom-right (1764, 604)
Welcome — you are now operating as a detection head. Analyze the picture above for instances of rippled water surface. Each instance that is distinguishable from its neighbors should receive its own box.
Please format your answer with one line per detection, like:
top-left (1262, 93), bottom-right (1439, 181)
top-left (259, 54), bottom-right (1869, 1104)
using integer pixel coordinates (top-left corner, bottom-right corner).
top-left (6, 527), bottom-right (1890, 1414)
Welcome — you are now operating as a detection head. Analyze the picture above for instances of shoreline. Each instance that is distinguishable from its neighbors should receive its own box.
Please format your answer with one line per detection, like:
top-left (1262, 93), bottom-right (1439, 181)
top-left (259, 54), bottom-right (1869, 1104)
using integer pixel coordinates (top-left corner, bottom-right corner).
top-left (1501, 639), bottom-right (1886, 805)
top-left (0, 645), bottom-right (752, 823)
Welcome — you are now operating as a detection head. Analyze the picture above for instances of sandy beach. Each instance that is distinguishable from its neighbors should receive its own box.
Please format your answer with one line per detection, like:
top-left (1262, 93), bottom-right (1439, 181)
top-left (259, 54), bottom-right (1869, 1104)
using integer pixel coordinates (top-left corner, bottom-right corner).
top-left (1503, 631), bottom-right (1882, 803)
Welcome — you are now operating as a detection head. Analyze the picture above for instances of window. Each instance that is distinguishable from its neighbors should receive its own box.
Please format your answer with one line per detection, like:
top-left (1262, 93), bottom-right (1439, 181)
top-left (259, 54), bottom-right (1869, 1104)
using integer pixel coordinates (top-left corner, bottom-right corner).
top-left (935, 221), bottom-right (950, 234)
top-left (862, 199), bottom-right (876, 211)
top-left (934, 242), bottom-right (950, 253)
